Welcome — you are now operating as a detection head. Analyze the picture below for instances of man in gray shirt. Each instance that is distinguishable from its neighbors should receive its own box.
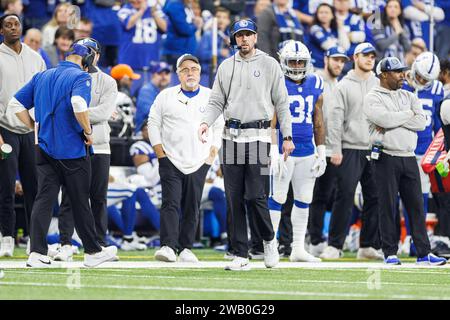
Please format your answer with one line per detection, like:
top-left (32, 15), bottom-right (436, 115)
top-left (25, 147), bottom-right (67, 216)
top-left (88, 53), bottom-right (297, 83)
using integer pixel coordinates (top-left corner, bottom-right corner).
top-left (324, 43), bottom-right (381, 260)
top-left (198, 19), bottom-right (294, 271)
top-left (364, 57), bottom-right (446, 266)
top-left (0, 14), bottom-right (46, 257)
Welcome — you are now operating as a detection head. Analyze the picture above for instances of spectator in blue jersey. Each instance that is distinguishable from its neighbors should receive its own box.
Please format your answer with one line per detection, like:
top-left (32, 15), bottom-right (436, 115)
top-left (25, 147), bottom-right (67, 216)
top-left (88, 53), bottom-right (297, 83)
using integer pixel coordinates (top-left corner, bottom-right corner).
top-left (334, 0), bottom-right (366, 56)
top-left (80, 0), bottom-right (122, 68)
top-left (43, 26), bottom-right (75, 68)
top-left (435, 0), bottom-right (450, 61)
top-left (293, 0), bottom-right (333, 26)
top-left (371, 0), bottom-right (411, 64)
top-left (23, 28), bottom-right (52, 69)
top-left (117, 0), bottom-right (167, 96)
top-left (22, 0), bottom-right (51, 30)
top-left (135, 62), bottom-right (172, 135)
top-left (162, 0), bottom-right (203, 71)
top-left (196, 6), bottom-right (231, 86)
top-left (309, 3), bottom-right (350, 70)
top-left (257, 0), bottom-right (304, 60)
top-left (403, 0), bottom-right (444, 50)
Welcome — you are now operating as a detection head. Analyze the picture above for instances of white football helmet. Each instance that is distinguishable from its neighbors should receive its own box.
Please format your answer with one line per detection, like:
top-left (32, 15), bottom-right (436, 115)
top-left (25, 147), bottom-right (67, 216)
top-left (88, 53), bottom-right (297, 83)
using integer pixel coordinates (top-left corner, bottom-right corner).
top-left (278, 40), bottom-right (312, 81)
top-left (410, 52), bottom-right (440, 90)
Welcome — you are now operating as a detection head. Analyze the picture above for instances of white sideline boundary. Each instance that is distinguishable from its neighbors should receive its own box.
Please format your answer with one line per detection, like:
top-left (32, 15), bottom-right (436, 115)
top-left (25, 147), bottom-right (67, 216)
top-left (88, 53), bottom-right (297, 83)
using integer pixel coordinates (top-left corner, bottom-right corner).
top-left (1, 260), bottom-right (450, 269)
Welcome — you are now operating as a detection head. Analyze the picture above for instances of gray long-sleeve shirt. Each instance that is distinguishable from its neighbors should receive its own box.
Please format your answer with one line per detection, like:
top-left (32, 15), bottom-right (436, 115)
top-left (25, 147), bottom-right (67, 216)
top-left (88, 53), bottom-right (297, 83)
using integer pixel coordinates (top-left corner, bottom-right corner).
top-left (327, 70), bottom-right (379, 154)
top-left (364, 85), bottom-right (426, 157)
top-left (202, 49), bottom-right (292, 143)
top-left (89, 67), bottom-right (118, 154)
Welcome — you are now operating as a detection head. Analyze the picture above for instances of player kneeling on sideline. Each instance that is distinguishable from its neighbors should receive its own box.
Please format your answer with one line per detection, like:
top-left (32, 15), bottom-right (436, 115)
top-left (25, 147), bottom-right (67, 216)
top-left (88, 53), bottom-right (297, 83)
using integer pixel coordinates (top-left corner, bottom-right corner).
top-left (364, 57), bottom-right (446, 266)
top-left (268, 40), bottom-right (325, 262)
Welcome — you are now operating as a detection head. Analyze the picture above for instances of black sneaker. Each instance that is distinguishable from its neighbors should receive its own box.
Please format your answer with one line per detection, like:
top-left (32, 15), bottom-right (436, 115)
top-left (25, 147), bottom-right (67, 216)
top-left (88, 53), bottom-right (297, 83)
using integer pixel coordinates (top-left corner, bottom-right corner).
top-left (432, 241), bottom-right (450, 258)
top-left (248, 249), bottom-right (264, 260)
top-left (278, 244), bottom-right (292, 257)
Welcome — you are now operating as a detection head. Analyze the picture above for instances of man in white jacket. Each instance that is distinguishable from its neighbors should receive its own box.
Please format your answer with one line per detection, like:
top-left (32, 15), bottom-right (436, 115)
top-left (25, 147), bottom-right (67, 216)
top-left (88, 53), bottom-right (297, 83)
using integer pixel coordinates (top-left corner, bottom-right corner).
top-left (148, 54), bottom-right (224, 263)
top-left (0, 14), bottom-right (46, 257)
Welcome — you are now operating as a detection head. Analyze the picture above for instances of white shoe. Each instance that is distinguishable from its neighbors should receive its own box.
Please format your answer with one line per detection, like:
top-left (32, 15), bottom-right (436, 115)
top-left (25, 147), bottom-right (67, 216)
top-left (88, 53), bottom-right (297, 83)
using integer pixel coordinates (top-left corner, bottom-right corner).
top-left (319, 246), bottom-right (344, 259)
top-left (290, 247), bottom-right (322, 262)
top-left (47, 243), bottom-right (61, 258)
top-left (263, 238), bottom-right (279, 268)
top-left (0, 236), bottom-right (14, 257)
top-left (224, 257), bottom-right (250, 271)
top-left (224, 251), bottom-right (236, 260)
top-left (54, 244), bottom-right (74, 262)
top-left (26, 252), bottom-right (60, 268)
top-left (0, 269), bottom-right (4, 279)
top-left (154, 246), bottom-right (176, 262)
top-left (357, 247), bottom-right (384, 260)
top-left (120, 239), bottom-right (147, 251)
top-left (83, 246), bottom-right (118, 267)
top-left (309, 242), bottom-right (326, 257)
top-left (178, 248), bottom-right (199, 263)
top-left (102, 246), bottom-right (119, 261)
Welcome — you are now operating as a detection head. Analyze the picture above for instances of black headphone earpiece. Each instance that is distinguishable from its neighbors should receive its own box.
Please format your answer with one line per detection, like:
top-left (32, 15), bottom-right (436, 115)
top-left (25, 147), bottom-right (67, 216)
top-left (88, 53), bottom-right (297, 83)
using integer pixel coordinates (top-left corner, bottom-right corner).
top-left (81, 47), bottom-right (96, 70)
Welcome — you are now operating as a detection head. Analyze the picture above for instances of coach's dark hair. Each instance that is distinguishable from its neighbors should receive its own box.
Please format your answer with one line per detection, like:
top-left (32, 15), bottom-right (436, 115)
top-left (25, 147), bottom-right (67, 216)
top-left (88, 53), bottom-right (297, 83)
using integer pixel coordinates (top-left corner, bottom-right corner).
top-left (0, 13), bottom-right (20, 29)
top-left (54, 26), bottom-right (75, 44)
top-left (381, 0), bottom-right (406, 28)
top-left (312, 3), bottom-right (338, 33)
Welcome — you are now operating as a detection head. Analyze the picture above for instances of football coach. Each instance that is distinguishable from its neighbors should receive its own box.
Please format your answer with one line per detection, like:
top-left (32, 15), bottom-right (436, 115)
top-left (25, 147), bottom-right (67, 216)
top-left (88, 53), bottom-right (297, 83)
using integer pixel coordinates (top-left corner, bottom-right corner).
top-left (10, 43), bottom-right (117, 268)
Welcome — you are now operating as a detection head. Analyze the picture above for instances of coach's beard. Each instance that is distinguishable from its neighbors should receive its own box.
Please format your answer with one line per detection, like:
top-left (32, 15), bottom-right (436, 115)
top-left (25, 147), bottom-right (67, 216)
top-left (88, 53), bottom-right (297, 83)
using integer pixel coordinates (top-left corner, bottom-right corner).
top-left (185, 80), bottom-right (198, 89)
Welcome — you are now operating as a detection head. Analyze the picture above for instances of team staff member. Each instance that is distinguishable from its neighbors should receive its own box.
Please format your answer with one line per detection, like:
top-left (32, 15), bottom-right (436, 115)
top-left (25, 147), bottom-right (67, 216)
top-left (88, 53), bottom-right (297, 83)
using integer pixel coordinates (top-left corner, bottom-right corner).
top-left (11, 43), bottom-right (117, 268)
top-left (149, 54), bottom-right (224, 263)
top-left (364, 57), bottom-right (446, 266)
top-left (0, 14), bottom-right (46, 257)
top-left (198, 19), bottom-right (294, 271)
top-left (309, 46), bottom-right (348, 257)
top-left (325, 42), bottom-right (382, 260)
top-left (55, 38), bottom-right (118, 262)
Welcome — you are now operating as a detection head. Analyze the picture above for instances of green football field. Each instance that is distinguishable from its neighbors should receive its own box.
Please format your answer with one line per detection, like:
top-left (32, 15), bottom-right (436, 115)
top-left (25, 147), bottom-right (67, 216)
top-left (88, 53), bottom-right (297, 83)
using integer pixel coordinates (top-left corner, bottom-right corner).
top-left (1, 248), bottom-right (450, 300)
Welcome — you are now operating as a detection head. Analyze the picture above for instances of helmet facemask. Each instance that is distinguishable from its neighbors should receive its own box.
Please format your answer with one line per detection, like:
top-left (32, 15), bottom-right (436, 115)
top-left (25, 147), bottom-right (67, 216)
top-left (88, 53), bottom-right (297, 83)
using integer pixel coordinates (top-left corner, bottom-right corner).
top-left (282, 57), bottom-right (310, 81)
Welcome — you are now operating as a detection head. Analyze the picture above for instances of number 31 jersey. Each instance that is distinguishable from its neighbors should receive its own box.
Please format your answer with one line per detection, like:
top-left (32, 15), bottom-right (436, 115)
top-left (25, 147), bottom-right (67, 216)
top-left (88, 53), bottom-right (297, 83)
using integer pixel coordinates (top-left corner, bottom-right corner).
top-left (278, 74), bottom-right (324, 157)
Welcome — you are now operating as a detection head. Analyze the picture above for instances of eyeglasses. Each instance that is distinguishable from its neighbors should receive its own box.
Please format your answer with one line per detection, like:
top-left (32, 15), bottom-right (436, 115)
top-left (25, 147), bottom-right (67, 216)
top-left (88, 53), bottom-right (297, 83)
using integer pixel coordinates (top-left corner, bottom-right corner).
top-left (178, 66), bottom-right (200, 74)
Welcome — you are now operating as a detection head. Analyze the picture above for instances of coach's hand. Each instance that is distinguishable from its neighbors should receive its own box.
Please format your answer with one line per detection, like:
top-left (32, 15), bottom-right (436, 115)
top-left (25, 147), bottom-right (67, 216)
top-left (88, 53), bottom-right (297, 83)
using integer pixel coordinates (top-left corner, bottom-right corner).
top-left (330, 153), bottom-right (343, 166)
top-left (83, 131), bottom-right (93, 146)
top-left (282, 140), bottom-right (295, 161)
top-left (198, 123), bottom-right (209, 143)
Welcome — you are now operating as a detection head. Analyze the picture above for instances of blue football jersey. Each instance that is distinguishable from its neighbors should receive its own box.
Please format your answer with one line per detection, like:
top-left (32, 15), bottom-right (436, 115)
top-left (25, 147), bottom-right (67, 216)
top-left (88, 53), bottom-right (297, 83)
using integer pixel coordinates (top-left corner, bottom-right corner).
top-left (278, 74), bottom-right (324, 157)
top-left (403, 80), bottom-right (444, 155)
top-left (130, 140), bottom-right (157, 161)
top-left (309, 25), bottom-right (338, 69)
top-left (341, 13), bottom-right (366, 56)
top-left (117, 4), bottom-right (164, 70)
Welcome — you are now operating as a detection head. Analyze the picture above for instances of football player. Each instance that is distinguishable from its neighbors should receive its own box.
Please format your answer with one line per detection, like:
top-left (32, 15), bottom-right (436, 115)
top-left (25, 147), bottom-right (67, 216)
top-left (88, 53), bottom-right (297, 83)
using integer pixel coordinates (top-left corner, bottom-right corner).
top-left (268, 40), bottom-right (326, 262)
top-left (402, 51), bottom-right (444, 254)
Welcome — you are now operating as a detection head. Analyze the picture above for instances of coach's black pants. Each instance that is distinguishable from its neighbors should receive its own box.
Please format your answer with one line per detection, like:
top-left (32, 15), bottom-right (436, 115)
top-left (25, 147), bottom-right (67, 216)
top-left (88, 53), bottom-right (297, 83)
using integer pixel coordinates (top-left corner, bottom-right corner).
top-left (309, 157), bottom-right (337, 245)
top-left (159, 157), bottom-right (209, 252)
top-left (328, 149), bottom-right (380, 250)
top-left (59, 154), bottom-right (110, 247)
top-left (374, 153), bottom-right (431, 258)
top-left (0, 127), bottom-right (37, 237)
top-left (221, 140), bottom-right (274, 258)
top-left (29, 147), bottom-right (102, 255)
